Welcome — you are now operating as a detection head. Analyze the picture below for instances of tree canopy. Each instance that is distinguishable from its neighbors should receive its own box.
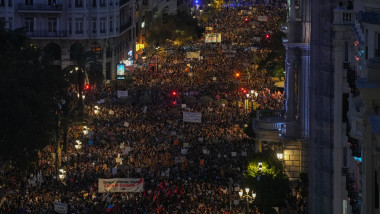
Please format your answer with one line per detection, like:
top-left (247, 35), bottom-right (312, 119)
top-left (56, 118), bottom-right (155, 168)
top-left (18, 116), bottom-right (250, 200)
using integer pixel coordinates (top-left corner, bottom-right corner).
top-left (145, 13), bottom-right (204, 48)
top-left (0, 25), bottom-right (68, 167)
top-left (244, 150), bottom-right (290, 213)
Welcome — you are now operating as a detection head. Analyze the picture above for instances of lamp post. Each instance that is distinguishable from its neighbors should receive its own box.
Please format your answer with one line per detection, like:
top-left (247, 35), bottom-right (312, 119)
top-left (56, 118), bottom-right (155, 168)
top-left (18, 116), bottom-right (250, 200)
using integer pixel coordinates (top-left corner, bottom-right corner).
top-left (246, 93), bottom-right (250, 113)
top-left (94, 105), bottom-right (100, 143)
top-left (239, 187), bottom-right (256, 213)
top-left (257, 162), bottom-right (264, 214)
top-left (75, 139), bottom-right (82, 166)
top-left (58, 168), bottom-right (66, 181)
top-left (234, 72), bottom-right (240, 116)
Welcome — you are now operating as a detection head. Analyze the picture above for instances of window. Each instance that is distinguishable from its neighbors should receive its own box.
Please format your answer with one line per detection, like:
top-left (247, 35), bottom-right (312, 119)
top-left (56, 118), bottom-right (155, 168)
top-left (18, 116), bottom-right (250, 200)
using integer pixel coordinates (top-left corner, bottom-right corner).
top-left (143, 0), bottom-right (148, 5)
top-left (100, 18), bottom-right (106, 33)
top-left (25, 0), bottom-right (33, 5)
top-left (92, 18), bottom-right (97, 34)
top-left (8, 0), bottom-right (12, 7)
top-left (48, 17), bottom-right (57, 33)
top-left (25, 17), bottom-right (34, 32)
top-left (75, 0), bottom-right (83, 7)
top-left (109, 0), bottom-right (113, 6)
top-left (68, 18), bottom-right (72, 34)
top-left (75, 18), bottom-right (83, 34)
top-left (92, 0), bottom-right (96, 7)
top-left (0, 0), bottom-right (4, 6)
top-left (109, 16), bottom-right (113, 32)
top-left (100, 0), bottom-right (105, 7)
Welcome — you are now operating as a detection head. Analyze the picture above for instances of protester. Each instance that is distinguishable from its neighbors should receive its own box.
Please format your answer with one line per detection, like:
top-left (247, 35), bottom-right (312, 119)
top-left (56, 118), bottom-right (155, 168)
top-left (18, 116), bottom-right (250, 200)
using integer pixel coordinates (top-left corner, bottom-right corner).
top-left (0, 1), bottom-right (287, 213)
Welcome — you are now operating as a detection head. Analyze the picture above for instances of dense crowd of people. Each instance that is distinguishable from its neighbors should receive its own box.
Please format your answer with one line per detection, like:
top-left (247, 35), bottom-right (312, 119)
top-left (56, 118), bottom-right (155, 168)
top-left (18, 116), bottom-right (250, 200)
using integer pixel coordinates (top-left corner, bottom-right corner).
top-left (0, 1), bottom-right (291, 213)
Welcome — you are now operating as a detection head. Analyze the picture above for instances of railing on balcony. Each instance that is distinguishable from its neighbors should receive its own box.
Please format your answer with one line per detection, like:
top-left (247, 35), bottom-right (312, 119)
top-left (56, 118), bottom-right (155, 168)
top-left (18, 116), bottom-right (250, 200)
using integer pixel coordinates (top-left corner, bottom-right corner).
top-left (358, 11), bottom-right (380, 25)
top-left (333, 9), bottom-right (355, 25)
top-left (25, 30), bottom-right (67, 38)
top-left (257, 109), bottom-right (285, 120)
top-left (253, 110), bottom-right (285, 132)
top-left (17, 3), bottom-right (63, 12)
top-left (254, 120), bottom-right (284, 131)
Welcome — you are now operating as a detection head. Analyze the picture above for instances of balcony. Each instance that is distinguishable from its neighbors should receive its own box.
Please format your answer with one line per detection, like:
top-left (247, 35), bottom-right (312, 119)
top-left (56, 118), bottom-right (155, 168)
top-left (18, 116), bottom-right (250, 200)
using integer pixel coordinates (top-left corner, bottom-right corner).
top-left (348, 137), bottom-right (361, 157)
top-left (253, 110), bottom-right (285, 142)
top-left (358, 11), bottom-right (380, 25)
top-left (17, 3), bottom-right (63, 13)
top-left (25, 30), bottom-right (67, 38)
top-left (333, 9), bottom-right (355, 25)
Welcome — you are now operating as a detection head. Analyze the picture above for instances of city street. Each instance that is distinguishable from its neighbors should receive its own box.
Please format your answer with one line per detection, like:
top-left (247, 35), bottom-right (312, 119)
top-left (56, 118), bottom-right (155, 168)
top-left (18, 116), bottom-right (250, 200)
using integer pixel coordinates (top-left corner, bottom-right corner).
top-left (0, 1), bottom-right (289, 213)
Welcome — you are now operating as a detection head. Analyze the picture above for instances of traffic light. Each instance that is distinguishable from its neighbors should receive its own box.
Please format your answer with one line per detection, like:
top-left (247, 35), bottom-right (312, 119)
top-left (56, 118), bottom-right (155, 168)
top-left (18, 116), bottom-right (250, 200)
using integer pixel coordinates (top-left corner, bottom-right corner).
top-left (244, 17), bottom-right (249, 22)
top-left (235, 72), bottom-right (240, 78)
top-left (241, 88), bottom-right (247, 94)
top-left (85, 84), bottom-right (90, 90)
top-left (265, 34), bottom-right (270, 39)
top-left (171, 91), bottom-right (177, 96)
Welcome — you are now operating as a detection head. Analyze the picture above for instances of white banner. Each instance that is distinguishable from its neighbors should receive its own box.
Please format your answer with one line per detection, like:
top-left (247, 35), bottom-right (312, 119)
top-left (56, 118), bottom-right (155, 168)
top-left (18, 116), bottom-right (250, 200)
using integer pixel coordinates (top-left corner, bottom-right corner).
top-left (258, 16), bottom-right (268, 22)
top-left (54, 201), bottom-right (68, 214)
top-left (117, 90), bottom-right (128, 98)
top-left (186, 51), bottom-right (201, 59)
top-left (98, 178), bottom-right (144, 193)
top-left (205, 33), bottom-right (222, 43)
top-left (183, 111), bottom-right (202, 123)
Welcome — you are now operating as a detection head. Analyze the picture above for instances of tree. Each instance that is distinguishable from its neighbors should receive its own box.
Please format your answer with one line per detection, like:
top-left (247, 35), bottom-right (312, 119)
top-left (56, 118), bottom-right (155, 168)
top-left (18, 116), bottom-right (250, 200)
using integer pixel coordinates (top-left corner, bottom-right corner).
top-left (0, 25), bottom-right (69, 167)
top-left (145, 13), bottom-right (204, 48)
top-left (245, 150), bottom-right (290, 213)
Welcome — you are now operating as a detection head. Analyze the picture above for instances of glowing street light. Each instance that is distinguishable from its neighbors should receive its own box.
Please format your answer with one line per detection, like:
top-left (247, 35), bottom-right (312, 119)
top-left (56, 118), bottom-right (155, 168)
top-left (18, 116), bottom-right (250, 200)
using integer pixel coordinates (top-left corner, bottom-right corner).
top-left (239, 188), bottom-right (256, 212)
top-left (277, 153), bottom-right (284, 160)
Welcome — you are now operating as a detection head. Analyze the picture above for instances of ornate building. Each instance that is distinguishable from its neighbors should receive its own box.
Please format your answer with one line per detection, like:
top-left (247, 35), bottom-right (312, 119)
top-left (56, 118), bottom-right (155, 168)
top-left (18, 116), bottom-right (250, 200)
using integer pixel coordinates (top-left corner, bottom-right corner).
top-left (0, 0), bottom-right (136, 80)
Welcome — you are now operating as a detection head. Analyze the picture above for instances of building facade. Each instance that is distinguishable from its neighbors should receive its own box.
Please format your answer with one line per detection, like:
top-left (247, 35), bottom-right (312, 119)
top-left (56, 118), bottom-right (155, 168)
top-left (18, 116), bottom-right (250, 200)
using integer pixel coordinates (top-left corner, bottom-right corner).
top-left (0, 0), bottom-right (136, 80)
top-left (256, 0), bottom-right (380, 213)
top-left (308, 0), bottom-right (380, 213)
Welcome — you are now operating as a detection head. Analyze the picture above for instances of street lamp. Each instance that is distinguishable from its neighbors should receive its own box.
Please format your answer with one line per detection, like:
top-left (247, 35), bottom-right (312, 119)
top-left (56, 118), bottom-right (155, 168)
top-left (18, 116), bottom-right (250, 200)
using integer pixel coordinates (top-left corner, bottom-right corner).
top-left (239, 188), bottom-right (256, 213)
top-left (58, 168), bottom-right (66, 180)
top-left (257, 162), bottom-right (264, 214)
top-left (75, 140), bottom-right (82, 164)
top-left (277, 153), bottom-right (283, 160)
top-left (234, 72), bottom-right (240, 116)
